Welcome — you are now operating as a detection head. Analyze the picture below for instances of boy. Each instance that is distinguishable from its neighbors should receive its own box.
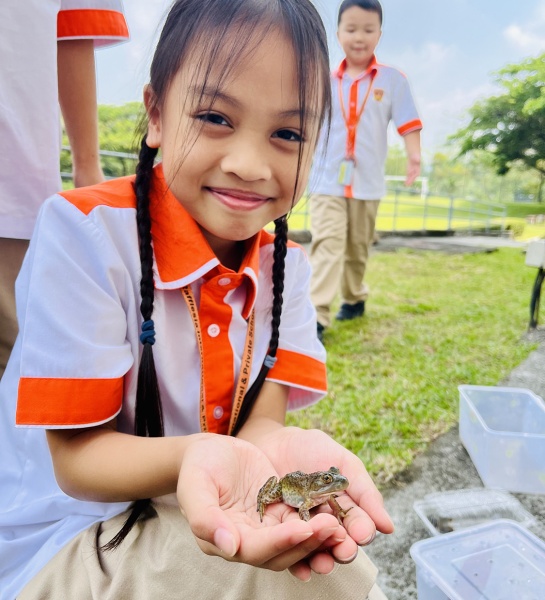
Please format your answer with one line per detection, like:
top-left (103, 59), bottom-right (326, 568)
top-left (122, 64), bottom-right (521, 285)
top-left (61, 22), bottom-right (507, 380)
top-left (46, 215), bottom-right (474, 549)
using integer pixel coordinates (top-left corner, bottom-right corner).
top-left (310, 0), bottom-right (422, 341)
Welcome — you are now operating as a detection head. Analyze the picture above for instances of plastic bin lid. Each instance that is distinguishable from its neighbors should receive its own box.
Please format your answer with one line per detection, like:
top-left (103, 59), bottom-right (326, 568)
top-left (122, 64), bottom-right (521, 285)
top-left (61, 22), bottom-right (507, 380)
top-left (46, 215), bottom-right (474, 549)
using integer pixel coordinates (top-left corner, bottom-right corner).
top-left (413, 488), bottom-right (537, 536)
top-left (410, 519), bottom-right (545, 600)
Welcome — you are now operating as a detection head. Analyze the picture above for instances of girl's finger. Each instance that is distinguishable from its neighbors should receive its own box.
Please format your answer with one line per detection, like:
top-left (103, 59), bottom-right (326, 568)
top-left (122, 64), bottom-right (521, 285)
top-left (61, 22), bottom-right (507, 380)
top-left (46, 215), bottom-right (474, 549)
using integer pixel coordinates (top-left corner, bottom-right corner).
top-left (237, 514), bottom-right (340, 570)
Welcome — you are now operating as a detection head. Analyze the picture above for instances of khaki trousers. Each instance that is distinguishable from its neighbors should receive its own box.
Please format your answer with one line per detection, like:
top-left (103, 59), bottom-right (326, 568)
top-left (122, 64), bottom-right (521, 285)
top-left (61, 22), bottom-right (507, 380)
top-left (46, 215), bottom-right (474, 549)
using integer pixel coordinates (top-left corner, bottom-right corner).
top-left (310, 195), bottom-right (380, 327)
top-left (0, 237), bottom-right (29, 379)
top-left (19, 503), bottom-right (387, 599)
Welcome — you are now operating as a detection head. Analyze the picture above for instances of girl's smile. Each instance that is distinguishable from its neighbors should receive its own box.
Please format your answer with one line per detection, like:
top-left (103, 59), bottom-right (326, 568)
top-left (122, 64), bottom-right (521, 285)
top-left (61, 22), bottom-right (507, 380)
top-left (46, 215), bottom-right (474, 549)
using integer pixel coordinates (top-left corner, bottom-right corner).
top-left (145, 27), bottom-right (321, 267)
top-left (206, 187), bottom-right (271, 212)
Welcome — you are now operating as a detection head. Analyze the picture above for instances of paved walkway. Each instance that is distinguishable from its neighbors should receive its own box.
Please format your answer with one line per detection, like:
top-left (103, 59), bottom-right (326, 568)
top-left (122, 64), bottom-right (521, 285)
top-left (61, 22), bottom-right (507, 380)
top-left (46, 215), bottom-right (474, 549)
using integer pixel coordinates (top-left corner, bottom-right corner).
top-left (374, 234), bottom-right (526, 254)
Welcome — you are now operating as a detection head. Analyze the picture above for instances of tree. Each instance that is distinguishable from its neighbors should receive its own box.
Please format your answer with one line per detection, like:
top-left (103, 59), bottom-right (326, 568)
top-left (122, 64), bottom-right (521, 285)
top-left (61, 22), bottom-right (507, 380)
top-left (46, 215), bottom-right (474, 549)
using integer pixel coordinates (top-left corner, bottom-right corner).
top-left (61, 102), bottom-right (144, 179)
top-left (451, 54), bottom-right (545, 202)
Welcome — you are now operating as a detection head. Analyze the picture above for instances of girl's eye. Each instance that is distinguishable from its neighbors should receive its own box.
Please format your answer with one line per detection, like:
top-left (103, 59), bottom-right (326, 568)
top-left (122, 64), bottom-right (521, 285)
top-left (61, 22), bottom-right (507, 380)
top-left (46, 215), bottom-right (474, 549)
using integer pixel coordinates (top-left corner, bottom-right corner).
top-left (196, 112), bottom-right (229, 127)
top-left (273, 129), bottom-right (304, 143)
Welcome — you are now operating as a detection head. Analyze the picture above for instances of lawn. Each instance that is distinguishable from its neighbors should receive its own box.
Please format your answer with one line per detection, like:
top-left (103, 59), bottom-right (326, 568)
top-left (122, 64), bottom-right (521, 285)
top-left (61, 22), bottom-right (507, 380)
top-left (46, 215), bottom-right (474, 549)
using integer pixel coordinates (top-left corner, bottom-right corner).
top-left (282, 193), bottom-right (545, 240)
top-left (287, 247), bottom-right (539, 486)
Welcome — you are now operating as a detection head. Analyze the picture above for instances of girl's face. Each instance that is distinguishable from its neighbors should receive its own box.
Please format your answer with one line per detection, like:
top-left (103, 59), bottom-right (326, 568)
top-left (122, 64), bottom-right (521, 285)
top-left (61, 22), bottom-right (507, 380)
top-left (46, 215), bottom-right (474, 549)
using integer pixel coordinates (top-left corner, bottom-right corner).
top-left (145, 28), bottom-right (322, 264)
top-left (337, 7), bottom-right (381, 71)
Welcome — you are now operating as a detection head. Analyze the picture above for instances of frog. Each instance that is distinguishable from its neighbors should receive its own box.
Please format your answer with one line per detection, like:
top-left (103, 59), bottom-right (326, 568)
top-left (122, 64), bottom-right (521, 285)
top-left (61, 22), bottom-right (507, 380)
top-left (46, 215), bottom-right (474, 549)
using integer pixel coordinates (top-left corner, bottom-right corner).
top-left (257, 466), bottom-right (352, 523)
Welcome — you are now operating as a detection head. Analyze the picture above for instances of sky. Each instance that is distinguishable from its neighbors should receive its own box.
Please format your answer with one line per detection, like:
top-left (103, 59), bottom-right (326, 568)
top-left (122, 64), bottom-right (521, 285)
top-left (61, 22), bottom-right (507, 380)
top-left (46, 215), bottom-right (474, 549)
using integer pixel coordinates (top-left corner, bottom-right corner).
top-left (95, 0), bottom-right (545, 157)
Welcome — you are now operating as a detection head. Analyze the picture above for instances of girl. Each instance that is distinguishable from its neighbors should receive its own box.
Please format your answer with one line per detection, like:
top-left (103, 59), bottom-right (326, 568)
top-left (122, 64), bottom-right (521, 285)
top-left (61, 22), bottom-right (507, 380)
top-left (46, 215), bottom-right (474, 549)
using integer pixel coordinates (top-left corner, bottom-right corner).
top-left (0, 1), bottom-right (393, 598)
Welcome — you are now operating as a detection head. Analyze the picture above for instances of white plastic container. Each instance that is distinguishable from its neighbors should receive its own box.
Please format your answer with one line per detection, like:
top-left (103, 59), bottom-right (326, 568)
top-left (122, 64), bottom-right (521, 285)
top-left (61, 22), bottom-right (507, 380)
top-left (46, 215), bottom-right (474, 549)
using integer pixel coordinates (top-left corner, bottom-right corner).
top-left (413, 488), bottom-right (537, 536)
top-left (459, 385), bottom-right (545, 494)
top-left (410, 519), bottom-right (545, 600)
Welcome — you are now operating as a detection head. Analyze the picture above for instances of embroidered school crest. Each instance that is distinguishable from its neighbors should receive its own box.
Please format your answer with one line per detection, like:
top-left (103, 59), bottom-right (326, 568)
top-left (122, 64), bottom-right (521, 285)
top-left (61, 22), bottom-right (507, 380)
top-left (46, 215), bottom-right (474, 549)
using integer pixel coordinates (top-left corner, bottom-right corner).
top-left (374, 89), bottom-right (384, 101)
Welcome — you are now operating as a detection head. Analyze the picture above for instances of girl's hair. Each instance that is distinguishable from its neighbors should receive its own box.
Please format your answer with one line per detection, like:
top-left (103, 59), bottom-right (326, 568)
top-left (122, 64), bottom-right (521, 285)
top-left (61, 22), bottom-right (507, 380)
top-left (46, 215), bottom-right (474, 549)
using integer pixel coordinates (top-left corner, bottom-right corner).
top-left (103, 0), bottom-right (331, 550)
top-left (338, 0), bottom-right (383, 25)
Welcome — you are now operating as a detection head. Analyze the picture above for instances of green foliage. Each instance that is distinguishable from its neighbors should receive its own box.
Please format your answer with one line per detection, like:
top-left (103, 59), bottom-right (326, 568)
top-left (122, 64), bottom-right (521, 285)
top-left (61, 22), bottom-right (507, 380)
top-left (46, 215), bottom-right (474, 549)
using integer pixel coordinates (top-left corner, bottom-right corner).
top-left (506, 203), bottom-right (545, 217)
top-left (61, 101), bottom-right (144, 179)
top-left (427, 148), bottom-right (542, 204)
top-left (288, 248), bottom-right (537, 484)
top-left (450, 54), bottom-right (545, 201)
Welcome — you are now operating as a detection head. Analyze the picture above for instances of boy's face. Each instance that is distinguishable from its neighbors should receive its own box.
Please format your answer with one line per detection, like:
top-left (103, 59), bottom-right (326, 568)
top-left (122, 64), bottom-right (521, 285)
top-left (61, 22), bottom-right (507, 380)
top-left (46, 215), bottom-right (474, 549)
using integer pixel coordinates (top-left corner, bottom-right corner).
top-left (337, 6), bottom-right (382, 71)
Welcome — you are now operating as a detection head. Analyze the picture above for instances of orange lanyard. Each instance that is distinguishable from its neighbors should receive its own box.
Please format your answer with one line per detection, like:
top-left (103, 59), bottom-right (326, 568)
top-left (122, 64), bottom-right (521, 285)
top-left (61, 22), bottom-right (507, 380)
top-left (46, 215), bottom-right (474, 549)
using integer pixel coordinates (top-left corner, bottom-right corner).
top-left (338, 71), bottom-right (376, 159)
top-left (181, 285), bottom-right (255, 435)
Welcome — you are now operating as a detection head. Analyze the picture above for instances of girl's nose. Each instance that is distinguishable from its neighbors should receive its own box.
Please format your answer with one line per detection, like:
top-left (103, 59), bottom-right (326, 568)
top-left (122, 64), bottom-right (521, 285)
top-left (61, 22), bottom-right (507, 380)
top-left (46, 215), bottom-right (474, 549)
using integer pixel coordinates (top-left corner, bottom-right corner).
top-left (220, 141), bottom-right (272, 182)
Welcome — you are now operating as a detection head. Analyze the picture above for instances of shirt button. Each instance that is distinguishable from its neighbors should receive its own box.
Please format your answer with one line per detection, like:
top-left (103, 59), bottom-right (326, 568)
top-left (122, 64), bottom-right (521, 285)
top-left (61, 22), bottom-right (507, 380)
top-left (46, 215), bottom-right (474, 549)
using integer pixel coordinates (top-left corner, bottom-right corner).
top-left (213, 406), bottom-right (224, 420)
top-left (207, 324), bottom-right (220, 337)
top-left (218, 277), bottom-right (231, 286)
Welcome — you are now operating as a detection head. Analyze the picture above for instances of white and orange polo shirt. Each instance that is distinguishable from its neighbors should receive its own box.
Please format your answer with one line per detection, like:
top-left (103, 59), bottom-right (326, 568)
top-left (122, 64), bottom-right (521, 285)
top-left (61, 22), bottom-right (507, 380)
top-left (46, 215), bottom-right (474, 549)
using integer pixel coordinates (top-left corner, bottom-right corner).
top-left (0, 0), bottom-right (129, 241)
top-left (0, 164), bottom-right (326, 598)
top-left (309, 56), bottom-right (422, 200)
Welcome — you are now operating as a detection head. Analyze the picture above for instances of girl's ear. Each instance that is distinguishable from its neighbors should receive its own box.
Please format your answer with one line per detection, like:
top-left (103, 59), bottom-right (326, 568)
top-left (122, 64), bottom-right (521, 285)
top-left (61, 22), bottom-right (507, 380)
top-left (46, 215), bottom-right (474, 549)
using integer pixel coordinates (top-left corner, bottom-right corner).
top-left (144, 85), bottom-right (162, 149)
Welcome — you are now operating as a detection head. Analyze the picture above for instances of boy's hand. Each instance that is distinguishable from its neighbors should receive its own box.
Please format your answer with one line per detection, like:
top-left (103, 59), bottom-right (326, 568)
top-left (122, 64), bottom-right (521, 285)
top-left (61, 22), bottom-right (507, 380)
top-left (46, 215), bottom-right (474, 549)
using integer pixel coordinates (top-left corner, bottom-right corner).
top-left (404, 154), bottom-right (421, 187)
top-left (176, 435), bottom-right (346, 581)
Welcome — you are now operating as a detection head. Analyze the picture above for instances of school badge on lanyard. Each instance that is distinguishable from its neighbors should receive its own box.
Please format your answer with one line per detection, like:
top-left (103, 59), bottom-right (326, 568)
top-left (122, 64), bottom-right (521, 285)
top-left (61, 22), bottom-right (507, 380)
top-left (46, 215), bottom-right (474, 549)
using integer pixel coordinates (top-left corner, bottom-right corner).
top-left (338, 157), bottom-right (356, 186)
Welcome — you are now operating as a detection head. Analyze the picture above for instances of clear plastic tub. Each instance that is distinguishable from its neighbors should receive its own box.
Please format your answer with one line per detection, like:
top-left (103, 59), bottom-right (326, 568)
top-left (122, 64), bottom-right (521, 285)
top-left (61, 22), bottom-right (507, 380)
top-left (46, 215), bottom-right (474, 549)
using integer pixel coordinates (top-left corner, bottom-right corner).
top-left (410, 519), bottom-right (545, 600)
top-left (414, 488), bottom-right (537, 535)
top-left (459, 385), bottom-right (545, 494)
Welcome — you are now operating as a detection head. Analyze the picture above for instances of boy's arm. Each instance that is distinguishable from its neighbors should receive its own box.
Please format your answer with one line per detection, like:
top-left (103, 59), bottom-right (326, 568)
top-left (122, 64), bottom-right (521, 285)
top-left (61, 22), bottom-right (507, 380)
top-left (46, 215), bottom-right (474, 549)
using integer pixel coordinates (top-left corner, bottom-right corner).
top-left (403, 130), bottom-right (421, 187)
top-left (57, 39), bottom-right (104, 188)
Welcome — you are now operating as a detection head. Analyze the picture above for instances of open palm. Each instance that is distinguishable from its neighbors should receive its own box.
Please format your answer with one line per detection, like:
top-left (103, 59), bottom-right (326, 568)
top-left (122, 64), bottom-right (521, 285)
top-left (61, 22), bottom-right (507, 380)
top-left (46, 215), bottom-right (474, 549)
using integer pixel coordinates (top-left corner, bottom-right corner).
top-left (176, 434), bottom-right (345, 579)
top-left (255, 427), bottom-right (394, 547)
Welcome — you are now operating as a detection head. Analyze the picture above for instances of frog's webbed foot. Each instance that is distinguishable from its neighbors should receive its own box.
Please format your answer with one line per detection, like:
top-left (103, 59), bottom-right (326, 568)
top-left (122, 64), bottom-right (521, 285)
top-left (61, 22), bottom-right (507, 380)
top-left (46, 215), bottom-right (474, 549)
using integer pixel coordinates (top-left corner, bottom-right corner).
top-left (298, 508), bottom-right (311, 521)
top-left (257, 476), bottom-right (282, 522)
top-left (328, 494), bottom-right (353, 524)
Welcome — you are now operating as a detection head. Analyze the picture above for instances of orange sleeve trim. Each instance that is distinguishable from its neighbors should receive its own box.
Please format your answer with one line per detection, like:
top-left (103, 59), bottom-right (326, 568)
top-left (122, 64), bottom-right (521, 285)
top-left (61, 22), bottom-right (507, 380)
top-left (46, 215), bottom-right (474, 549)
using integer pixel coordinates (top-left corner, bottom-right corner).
top-left (57, 9), bottom-right (129, 41)
top-left (267, 349), bottom-right (327, 392)
top-left (16, 377), bottom-right (123, 426)
top-left (398, 119), bottom-right (423, 136)
top-left (59, 175), bottom-right (136, 215)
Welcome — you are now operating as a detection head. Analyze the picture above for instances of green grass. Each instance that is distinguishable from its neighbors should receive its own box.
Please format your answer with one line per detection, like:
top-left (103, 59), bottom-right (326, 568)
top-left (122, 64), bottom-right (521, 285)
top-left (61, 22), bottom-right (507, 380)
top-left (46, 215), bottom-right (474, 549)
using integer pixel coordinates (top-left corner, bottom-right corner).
top-left (287, 247), bottom-right (539, 486)
top-left (280, 194), bottom-right (545, 241)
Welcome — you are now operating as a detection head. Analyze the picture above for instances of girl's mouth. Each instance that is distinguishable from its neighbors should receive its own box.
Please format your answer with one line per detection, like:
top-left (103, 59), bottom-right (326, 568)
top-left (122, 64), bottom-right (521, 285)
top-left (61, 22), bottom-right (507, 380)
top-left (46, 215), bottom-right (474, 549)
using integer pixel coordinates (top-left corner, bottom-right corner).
top-left (207, 187), bottom-right (270, 211)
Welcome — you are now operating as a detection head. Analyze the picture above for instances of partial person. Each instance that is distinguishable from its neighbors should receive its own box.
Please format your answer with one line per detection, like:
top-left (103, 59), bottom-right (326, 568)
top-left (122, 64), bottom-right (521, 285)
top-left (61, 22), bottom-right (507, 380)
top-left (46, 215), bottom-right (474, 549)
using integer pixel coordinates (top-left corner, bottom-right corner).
top-left (0, 1), bottom-right (392, 599)
top-left (309, 0), bottom-right (422, 341)
top-left (0, 0), bottom-right (129, 378)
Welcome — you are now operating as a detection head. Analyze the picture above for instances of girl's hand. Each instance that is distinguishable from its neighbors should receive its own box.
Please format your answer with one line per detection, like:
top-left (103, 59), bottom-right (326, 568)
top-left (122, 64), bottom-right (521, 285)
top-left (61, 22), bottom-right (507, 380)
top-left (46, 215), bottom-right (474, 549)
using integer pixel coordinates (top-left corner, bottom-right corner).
top-left (176, 435), bottom-right (346, 581)
top-left (255, 426), bottom-right (394, 565)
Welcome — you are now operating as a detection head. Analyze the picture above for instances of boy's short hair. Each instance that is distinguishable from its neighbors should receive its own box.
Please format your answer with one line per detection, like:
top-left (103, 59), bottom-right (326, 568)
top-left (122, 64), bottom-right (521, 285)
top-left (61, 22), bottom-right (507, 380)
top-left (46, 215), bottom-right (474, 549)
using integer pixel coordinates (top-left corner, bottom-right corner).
top-left (338, 0), bottom-right (383, 25)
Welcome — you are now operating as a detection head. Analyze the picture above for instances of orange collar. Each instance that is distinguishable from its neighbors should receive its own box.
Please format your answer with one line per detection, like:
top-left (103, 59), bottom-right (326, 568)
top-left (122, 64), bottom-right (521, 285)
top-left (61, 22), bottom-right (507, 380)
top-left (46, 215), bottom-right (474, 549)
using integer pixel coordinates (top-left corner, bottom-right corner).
top-left (334, 56), bottom-right (378, 80)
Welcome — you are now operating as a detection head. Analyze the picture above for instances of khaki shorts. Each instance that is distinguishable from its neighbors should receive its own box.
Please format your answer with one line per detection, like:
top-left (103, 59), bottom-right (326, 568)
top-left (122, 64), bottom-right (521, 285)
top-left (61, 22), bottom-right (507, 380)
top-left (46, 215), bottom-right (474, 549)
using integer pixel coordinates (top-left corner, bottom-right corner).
top-left (20, 503), bottom-right (386, 599)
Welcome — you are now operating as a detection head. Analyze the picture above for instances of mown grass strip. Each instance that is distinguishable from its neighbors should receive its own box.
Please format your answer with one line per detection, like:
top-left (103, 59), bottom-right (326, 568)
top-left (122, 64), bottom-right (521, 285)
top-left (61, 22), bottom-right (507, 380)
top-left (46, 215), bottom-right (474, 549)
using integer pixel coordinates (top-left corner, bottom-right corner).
top-left (287, 247), bottom-right (539, 486)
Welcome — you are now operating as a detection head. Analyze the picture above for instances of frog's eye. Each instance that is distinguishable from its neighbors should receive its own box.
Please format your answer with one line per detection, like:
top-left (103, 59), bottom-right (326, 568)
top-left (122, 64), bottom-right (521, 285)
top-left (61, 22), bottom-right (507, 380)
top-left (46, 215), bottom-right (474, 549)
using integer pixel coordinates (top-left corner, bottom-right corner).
top-left (323, 474), bottom-right (333, 483)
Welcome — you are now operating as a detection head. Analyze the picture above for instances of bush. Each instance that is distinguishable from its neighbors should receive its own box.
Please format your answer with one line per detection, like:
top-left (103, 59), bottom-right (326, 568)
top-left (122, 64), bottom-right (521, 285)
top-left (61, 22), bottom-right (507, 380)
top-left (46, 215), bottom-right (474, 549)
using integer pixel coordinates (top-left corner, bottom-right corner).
top-left (506, 203), bottom-right (545, 218)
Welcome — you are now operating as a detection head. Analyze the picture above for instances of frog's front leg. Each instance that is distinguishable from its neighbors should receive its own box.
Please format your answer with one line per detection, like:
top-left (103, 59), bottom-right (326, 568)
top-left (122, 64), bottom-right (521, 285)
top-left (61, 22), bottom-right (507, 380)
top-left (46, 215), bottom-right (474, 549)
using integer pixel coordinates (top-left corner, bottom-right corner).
top-left (328, 494), bottom-right (353, 524)
top-left (257, 476), bottom-right (283, 522)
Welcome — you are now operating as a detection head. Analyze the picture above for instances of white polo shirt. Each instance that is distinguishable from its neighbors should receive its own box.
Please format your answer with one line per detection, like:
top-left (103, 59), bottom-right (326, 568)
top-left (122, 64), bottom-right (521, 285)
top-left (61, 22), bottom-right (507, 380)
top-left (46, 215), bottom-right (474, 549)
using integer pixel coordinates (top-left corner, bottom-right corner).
top-left (0, 0), bottom-right (129, 240)
top-left (309, 57), bottom-right (422, 200)
top-left (0, 165), bottom-right (327, 598)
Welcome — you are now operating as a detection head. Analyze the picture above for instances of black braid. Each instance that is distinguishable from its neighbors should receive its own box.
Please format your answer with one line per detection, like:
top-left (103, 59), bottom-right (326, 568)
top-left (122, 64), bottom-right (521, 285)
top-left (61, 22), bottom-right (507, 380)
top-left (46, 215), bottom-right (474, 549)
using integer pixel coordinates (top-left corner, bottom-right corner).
top-left (102, 137), bottom-right (163, 551)
top-left (231, 216), bottom-right (288, 436)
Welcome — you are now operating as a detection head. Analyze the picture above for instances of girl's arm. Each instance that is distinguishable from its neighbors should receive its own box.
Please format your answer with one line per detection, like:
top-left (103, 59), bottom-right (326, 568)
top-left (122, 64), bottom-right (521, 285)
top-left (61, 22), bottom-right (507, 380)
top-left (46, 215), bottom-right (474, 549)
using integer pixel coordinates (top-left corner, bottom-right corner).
top-left (235, 381), bottom-right (288, 442)
top-left (48, 417), bottom-right (347, 581)
top-left (46, 420), bottom-right (209, 502)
